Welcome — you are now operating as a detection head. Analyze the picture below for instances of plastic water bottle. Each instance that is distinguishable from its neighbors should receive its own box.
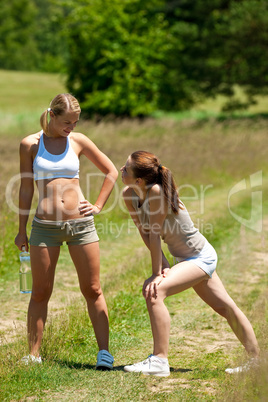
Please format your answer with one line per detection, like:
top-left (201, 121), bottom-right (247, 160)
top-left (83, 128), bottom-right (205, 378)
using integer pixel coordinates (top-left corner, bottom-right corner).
top-left (19, 246), bottom-right (32, 293)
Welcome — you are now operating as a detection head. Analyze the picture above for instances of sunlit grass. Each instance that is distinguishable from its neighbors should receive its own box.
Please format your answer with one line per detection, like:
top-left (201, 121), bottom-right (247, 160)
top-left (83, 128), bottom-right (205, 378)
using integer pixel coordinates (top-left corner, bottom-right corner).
top-left (0, 70), bottom-right (65, 114)
top-left (153, 85), bottom-right (268, 120)
top-left (0, 70), bottom-right (267, 401)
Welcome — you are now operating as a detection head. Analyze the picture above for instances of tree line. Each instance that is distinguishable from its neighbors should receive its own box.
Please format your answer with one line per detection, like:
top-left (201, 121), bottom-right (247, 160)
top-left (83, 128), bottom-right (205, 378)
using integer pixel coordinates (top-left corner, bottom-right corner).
top-left (1, 0), bottom-right (268, 117)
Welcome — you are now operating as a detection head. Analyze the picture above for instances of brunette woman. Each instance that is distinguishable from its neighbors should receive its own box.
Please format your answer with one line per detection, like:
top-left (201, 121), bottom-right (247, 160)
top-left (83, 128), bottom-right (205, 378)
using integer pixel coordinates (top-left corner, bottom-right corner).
top-left (121, 151), bottom-right (259, 376)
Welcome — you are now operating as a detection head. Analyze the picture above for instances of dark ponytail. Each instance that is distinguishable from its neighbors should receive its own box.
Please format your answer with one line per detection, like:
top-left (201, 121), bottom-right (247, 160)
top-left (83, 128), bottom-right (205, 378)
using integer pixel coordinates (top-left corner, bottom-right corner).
top-left (158, 165), bottom-right (180, 214)
top-left (130, 151), bottom-right (182, 214)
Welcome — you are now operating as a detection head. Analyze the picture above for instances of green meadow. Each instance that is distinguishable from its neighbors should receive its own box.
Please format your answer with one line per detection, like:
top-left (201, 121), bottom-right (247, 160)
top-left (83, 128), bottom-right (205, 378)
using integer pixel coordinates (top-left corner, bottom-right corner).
top-left (0, 70), bottom-right (267, 401)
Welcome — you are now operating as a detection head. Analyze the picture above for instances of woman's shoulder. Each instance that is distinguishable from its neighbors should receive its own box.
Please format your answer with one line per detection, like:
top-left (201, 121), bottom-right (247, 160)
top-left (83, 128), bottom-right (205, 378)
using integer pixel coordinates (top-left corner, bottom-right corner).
top-left (122, 186), bottom-right (133, 198)
top-left (148, 184), bottom-right (168, 214)
top-left (70, 132), bottom-right (93, 145)
top-left (69, 132), bottom-right (99, 154)
top-left (20, 131), bottom-right (42, 150)
top-left (148, 183), bottom-right (162, 198)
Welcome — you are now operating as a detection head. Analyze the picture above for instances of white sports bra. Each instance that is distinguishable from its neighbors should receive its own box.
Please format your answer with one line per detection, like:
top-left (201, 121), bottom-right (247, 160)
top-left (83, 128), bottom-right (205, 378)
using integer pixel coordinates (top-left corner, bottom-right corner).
top-left (33, 132), bottom-right (80, 181)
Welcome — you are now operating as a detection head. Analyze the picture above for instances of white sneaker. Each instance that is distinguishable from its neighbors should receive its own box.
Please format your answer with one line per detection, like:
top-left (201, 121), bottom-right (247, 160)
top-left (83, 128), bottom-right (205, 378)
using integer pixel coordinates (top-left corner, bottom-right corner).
top-left (124, 354), bottom-right (170, 377)
top-left (21, 354), bottom-right (42, 365)
top-left (225, 357), bottom-right (259, 374)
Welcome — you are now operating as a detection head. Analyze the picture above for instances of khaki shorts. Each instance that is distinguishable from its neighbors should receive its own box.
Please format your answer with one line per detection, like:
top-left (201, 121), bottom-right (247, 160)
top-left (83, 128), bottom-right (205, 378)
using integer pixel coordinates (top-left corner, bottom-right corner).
top-left (29, 216), bottom-right (99, 247)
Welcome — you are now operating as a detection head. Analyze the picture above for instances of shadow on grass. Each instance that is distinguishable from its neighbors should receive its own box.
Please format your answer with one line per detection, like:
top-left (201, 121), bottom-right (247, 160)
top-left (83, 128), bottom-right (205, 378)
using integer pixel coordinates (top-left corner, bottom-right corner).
top-left (52, 360), bottom-right (193, 374)
top-left (171, 367), bottom-right (193, 373)
top-left (52, 359), bottom-right (95, 370)
top-left (53, 359), bottom-right (126, 372)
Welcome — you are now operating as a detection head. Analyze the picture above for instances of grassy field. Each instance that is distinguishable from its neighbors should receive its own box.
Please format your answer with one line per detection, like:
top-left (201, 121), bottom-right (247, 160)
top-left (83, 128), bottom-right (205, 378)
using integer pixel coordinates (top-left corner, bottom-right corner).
top-left (0, 70), bottom-right (267, 401)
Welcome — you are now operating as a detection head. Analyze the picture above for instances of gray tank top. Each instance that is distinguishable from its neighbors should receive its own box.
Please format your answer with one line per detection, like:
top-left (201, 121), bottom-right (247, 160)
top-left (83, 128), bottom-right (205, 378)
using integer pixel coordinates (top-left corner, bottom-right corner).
top-left (132, 190), bottom-right (206, 259)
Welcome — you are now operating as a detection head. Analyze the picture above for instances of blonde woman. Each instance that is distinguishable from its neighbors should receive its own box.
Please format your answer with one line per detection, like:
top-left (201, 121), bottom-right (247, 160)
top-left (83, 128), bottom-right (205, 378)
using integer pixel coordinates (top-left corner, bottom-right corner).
top-left (15, 93), bottom-right (117, 369)
top-left (121, 151), bottom-right (259, 376)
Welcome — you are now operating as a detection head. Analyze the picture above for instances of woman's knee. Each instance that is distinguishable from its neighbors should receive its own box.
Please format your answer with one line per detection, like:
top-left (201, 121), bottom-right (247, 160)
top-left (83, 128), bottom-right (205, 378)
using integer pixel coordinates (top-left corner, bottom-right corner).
top-left (213, 301), bottom-right (236, 319)
top-left (31, 285), bottom-right (53, 303)
top-left (146, 292), bottom-right (165, 309)
top-left (80, 282), bottom-right (102, 300)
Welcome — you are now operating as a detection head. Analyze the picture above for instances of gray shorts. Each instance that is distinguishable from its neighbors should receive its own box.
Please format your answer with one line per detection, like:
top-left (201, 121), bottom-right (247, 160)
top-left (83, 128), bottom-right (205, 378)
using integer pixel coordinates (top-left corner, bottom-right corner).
top-left (29, 216), bottom-right (99, 247)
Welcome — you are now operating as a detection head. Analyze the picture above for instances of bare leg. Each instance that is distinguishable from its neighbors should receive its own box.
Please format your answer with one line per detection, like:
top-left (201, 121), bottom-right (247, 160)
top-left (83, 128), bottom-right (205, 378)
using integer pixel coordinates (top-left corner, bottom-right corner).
top-left (193, 272), bottom-right (259, 357)
top-left (146, 261), bottom-right (209, 358)
top-left (68, 242), bottom-right (109, 351)
top-left (28, 246), bottom-right (60, 356)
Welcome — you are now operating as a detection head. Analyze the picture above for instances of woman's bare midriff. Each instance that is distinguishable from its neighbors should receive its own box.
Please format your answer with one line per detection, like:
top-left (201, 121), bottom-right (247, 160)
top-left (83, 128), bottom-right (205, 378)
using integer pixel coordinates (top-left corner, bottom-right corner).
top-left (35, 178), bottom-right (86, 221)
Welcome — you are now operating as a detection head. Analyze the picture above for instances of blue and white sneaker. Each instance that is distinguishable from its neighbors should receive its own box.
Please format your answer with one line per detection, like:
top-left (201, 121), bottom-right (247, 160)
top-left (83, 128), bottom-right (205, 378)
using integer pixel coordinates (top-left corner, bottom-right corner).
top-left (124, 354), bottom-right (170, 377)
top-left (21, 354), bottom-right (42, 365)
top-left (225, 357), bottom-right (259, 374)
top-left (96, 350), bottom-right (114, 370)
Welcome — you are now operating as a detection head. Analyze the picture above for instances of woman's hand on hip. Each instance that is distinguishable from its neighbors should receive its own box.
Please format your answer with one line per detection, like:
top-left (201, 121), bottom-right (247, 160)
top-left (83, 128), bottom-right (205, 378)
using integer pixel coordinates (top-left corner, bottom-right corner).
top-left (79, 200), bottom-right (101, 216)
top-left (143, 274), bottom-right (163, 299)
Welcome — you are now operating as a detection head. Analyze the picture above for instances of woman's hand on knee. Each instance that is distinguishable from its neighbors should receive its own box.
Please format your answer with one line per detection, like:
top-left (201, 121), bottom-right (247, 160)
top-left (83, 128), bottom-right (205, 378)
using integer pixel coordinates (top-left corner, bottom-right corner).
top-left (142, 274), bottom-right (163, 300)
top-left (161, 267), bottom-right (170, 278)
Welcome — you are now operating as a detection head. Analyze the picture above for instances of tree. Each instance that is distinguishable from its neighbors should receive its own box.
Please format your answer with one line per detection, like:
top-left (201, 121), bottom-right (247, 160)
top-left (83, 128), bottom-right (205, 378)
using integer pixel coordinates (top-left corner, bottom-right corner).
top-left (0, 0), bottom-right (39, 70)
top-left (161, 0), bottom-right (268, 111)
top-left (63, 0), bottom-right (268, 115)
top-left (32, 0), bottom-right (69, 73)
top-left (64, 0), bottom-right (170, 117)
top-left (0, 0), bottom-right (69, 72)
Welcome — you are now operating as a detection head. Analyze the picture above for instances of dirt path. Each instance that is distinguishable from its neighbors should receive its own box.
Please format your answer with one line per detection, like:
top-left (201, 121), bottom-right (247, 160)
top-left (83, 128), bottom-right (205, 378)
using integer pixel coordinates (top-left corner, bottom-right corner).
top-left (0, 251), bottom-right (81, 344)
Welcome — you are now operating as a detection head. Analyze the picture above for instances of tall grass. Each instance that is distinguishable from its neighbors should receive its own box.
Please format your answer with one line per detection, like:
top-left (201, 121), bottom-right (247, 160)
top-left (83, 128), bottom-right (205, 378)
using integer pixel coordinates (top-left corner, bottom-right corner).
top-left (0, 71), bottom-right (267, 401)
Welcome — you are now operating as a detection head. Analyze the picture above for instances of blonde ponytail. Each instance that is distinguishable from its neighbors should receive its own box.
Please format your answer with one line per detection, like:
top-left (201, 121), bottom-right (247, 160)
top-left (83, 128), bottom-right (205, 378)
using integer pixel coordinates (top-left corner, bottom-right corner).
top-left (40, 109), bottom-right (50, 135)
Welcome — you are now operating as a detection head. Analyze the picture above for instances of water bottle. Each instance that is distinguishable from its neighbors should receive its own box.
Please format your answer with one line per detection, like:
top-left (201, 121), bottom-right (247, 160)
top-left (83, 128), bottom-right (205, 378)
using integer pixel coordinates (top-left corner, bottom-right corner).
top-left (19, 246), bottom-right (32, 293)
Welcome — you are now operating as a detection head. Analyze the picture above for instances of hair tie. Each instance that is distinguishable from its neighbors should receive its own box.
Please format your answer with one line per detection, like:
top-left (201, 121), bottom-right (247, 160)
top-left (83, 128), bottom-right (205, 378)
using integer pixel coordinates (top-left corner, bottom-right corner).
top-left (158, 164), bottom-right (162, 171)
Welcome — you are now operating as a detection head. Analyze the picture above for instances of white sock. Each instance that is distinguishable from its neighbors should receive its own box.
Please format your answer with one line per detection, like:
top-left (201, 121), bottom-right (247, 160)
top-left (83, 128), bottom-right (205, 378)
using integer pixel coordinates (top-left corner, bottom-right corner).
top-left (154, 355), bottom-right (168, 363)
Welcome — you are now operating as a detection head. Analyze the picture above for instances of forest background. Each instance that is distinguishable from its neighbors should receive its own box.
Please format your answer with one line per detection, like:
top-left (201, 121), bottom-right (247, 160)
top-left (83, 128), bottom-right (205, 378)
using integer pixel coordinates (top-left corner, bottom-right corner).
top-left (0, 0), bottom-right (268, 401)
top-left (1, 0), bottom-right (268, 117)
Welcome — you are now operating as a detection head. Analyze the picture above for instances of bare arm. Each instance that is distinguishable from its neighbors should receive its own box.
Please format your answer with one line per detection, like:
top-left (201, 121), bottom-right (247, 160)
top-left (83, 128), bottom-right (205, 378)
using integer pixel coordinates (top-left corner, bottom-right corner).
top-left (139, 185), bottom-right (169, 298)
top-left (77, 134), bottom-right (118, 215)
top-left (123, 186), bottom-right (170, 281)
top-left (123, 186), bottom-right (151, 244)
top-left (14, 139), bottom-right (35, 251)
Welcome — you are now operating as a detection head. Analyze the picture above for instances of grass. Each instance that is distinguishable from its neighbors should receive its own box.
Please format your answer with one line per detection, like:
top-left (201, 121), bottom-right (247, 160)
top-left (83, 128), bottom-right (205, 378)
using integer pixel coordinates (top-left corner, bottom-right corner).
top-left (0, 70), bottom-right (268, 401)
top-left (153, 85), bottom-right (268, 121)
top-left (0, 69), bottom-right (66, 137)
top-left (0, 70), bottom-right (66, 114)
